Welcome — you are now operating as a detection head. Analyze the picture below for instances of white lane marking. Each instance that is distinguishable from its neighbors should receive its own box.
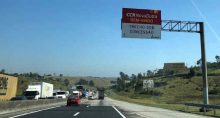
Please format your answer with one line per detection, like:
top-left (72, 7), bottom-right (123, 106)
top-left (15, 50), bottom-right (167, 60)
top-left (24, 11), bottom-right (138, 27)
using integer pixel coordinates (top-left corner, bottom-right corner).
top-left (8, 106), bottom-right (61, 118)
top-left (73, 112), bottom-right (80, 117)
top-left (86, 105), bottom-right (89, 108)
top-left (112, 106), bottom-right (126, 118)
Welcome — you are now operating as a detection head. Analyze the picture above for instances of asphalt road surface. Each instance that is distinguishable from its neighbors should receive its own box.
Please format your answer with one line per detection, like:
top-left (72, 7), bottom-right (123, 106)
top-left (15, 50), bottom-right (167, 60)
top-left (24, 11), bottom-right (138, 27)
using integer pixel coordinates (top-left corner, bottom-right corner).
top-left (3, 97), bottom-right (212, 118)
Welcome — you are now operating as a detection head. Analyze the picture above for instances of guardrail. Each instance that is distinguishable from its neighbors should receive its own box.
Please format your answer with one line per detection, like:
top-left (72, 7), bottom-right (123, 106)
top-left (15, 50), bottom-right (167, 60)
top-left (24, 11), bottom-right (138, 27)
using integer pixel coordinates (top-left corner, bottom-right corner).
top-left (0, 99), bottom-right (66, 112)
top-left (185, 103), bottom-right (220, 116)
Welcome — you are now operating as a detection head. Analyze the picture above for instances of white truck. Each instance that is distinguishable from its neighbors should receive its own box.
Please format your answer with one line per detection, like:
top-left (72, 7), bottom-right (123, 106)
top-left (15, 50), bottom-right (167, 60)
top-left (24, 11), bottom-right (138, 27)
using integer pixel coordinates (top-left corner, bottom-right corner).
top-left (24, 82), bottom-right (53, 100)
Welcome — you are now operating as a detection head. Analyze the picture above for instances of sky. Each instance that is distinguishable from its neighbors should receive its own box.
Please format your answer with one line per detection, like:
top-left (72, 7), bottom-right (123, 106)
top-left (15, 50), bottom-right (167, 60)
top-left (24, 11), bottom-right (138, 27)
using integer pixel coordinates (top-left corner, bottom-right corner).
top-left (0, 0), bottom-right (220, 77)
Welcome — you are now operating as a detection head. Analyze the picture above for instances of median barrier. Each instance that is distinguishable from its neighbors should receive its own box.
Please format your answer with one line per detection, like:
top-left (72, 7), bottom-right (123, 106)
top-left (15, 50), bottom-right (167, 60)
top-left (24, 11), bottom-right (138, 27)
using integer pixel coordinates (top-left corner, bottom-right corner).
top-left (0, 99), bottom-right (66, 112)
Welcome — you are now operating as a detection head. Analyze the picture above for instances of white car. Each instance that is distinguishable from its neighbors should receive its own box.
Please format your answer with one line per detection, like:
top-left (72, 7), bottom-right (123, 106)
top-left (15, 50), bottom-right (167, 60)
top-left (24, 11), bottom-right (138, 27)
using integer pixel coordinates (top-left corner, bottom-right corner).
top-left (72, 91), bottom-right (80, 97)
top-left (56, 91), bottom-right (67, 99)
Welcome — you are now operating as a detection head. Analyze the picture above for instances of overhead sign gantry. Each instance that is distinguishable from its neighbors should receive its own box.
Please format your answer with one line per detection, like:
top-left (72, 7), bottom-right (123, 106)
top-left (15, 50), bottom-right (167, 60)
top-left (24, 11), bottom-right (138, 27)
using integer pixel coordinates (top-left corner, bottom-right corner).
top-left (121, 8), bottom-right (209, 105)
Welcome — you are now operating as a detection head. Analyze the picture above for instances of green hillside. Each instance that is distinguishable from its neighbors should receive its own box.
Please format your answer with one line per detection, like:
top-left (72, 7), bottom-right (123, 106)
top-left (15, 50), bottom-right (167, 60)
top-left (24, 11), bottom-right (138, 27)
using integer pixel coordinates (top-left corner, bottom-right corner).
top-left (155, 76), bottom-right (220, 104)
top-left (110, 76), bottom-right (220, 104)
top-left (108, 76), bottom-right (220, 116)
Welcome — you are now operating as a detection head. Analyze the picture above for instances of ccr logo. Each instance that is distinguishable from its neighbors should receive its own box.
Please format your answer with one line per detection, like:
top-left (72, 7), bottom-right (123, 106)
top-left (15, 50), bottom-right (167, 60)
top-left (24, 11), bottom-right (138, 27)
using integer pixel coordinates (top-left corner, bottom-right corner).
top-left (126, 13), bottom-right (135, 17)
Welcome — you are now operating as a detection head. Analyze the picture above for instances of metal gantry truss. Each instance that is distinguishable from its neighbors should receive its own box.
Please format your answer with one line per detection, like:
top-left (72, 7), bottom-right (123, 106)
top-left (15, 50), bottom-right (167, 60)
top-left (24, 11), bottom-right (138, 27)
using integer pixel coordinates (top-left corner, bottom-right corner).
top-left (161, 20), bottom-right (201, 33)
top-left (161, 20), bottom-right (209, 105)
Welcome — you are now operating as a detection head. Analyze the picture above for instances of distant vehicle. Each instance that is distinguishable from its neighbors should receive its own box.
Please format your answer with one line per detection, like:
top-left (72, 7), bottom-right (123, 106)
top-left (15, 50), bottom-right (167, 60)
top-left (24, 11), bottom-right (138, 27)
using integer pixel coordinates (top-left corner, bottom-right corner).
top-left (72, 91), bottom-right (80, 97)
top-left (97, 87), bottom-right (105, 100)
top-left (67, 95), bottom-right (80, 106)
top-left (56, 91), bottom-right (67, 99)
top-left (76, 85), bottom-right (84, 98)
top-left (24, 82), bottom-right (53, 100)
top-left (10, 96), bottom-right (28, 101)
top-left (69, 85), bottom-right (84, 98)
top-left (88, 95), bottom-right (94, 100)
top-left (83, 91), bottom-right (89, 98)
top-left (76, 85), bottom-right (83, 90)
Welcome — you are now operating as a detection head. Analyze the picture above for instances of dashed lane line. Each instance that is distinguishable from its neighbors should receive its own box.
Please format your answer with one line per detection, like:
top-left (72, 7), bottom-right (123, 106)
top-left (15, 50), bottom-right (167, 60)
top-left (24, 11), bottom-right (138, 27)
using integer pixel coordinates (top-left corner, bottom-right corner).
top-left (73, 112), bottom-right (80, 117)
top-left (8, 106), bottom-right (61, 118)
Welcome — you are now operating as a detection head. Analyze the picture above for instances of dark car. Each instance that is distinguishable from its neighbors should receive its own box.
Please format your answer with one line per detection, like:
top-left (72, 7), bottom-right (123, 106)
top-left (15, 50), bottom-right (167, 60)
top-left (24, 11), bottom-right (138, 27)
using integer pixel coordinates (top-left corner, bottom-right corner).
top-left (10, 96), bottom-right (28, 101)
top-left (67, 95), bottom-right (80, 106)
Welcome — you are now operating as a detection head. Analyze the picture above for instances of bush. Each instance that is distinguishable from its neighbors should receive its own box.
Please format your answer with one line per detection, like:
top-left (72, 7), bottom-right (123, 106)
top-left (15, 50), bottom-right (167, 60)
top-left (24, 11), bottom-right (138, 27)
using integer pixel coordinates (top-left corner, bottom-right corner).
top-left (169, 85), bottom-right (175, 88)
top-left (154, 81), bottom-right (167, 87)
top-left (188, 67), bottom-right (196, 77)
top-left (209, 88), bottom-right (220, 95)
top-left (139, 89), bottom-right (162, 96)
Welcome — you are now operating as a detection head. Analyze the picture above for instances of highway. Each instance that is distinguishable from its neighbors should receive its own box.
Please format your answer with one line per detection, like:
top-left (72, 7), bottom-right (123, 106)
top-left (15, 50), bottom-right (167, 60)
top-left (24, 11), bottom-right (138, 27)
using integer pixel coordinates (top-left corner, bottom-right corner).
top-left (3, 97), bottom-right (212, 118)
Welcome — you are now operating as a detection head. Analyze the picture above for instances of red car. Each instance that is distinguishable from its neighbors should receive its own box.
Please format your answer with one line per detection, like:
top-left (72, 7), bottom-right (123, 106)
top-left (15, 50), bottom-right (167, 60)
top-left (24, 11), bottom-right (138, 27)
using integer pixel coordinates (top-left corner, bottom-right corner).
top-left (67, 95), bottom-right (80, 106)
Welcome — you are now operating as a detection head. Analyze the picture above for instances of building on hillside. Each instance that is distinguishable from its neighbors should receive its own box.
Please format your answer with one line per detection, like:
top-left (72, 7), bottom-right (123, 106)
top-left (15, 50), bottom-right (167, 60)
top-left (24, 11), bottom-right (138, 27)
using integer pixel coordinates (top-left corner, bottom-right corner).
top-left (0, 74), bottom-right (18, 100)
top-left (163, 62), bottom-right (189, 75)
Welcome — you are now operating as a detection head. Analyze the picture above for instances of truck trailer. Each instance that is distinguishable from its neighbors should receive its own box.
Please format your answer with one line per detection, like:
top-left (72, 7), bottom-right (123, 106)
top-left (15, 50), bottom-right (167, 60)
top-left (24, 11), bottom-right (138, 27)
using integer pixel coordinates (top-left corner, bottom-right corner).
top-left (24, 82), bottom-right (53, 100)
top-left (97, 87), bottom-right (104, 100)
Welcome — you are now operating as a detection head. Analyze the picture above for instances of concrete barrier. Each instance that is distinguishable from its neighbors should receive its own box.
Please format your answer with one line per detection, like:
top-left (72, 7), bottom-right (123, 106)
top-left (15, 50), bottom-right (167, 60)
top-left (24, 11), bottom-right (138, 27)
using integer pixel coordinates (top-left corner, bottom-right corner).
top-left (0, 99), bottom-right (66, 112)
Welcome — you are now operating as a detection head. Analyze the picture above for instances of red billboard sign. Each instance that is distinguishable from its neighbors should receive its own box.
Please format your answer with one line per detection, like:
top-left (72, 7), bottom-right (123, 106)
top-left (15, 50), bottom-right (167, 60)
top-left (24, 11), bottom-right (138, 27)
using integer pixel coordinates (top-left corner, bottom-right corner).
top-left (122, 8), bottom-right (161, 25)
top-left (121, 8), bottom-right (161, 39)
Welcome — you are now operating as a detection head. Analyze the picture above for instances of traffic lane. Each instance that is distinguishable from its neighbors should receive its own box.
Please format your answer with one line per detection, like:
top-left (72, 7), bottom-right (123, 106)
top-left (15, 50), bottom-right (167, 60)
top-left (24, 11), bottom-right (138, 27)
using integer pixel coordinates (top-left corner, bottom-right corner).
top-left (77, 106), bottom-right (124, 118)
top-left (106, 97), bottom-right (212, 118)
top-left (9, 104), bottom-right (125, 118)
top-left (8, 105), bottom-right (86, 118)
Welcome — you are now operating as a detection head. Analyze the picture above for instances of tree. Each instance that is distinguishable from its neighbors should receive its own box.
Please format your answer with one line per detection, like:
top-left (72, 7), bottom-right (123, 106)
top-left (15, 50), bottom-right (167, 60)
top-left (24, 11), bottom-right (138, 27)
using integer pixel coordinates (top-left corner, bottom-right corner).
top-left (156, 69), bottom-right (163, 76)
top-left (119, 72), bottom-right (126, 80)
top-left (110, 80), bottom-right (116, 84)
top-left (147, 70), bottom-right (153, 77)
top-left (116, 77), bottom-right (123, 91)
top-left (131, 74), bottom-right (136, 83)
top-left (88, 80), bottom-right (95, 86)
top-left (215, 55), bottom-right (220, 63)
top-left (0, 69), bottom-right (5, 74)
top-left (76, 79), bottom-right (88, 85)
top-left (116, 72), bottom-right (129, 91)
top-left (197, 59), bottom-right (202, 66)
top-left (59, 74), bottom-right (63, 77)
top-left (137, 73), bottom-right (143, 79)
top-left (64, 79), bottom-right (70, 86)
top-left (134, 73), bottom-right (143, 92)
top-left (13, 73), bottom-right (19, 77)
top-left (188, 67), bottom-right (196, 78)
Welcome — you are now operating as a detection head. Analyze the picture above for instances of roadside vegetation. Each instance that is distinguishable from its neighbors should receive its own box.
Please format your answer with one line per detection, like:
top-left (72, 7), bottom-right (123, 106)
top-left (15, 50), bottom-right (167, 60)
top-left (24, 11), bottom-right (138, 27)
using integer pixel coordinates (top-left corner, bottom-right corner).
top-left (108, 55), bottom-right (220, 117)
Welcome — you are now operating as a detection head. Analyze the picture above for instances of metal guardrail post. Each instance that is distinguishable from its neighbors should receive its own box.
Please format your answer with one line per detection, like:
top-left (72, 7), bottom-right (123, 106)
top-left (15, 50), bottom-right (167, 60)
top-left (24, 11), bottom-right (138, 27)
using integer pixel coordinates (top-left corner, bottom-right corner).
top-left (185, 103), bottom-right (220, 116)
top-left (214, 108), bottom-right (216, 116)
